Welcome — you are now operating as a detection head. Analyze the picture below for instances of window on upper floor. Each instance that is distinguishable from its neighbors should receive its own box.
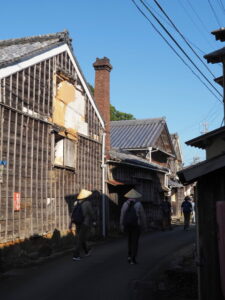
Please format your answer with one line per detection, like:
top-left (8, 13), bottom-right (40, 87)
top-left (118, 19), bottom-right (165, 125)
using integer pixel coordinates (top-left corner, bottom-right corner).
top-left (53, 133), bottom-right (77, 170)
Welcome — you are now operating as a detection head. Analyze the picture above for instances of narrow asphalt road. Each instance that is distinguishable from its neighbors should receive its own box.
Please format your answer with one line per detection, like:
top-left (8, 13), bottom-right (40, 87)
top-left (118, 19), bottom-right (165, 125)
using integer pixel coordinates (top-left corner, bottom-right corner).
top-left (0, 225), bottom-right (195, 300)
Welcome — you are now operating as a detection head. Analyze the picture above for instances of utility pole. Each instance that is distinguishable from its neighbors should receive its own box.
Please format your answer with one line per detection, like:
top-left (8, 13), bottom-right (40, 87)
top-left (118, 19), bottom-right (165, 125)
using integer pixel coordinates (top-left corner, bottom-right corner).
top-left (200, 122), bottom-right (209, 134)
top-left (192, 156), bottom-right (200, 165)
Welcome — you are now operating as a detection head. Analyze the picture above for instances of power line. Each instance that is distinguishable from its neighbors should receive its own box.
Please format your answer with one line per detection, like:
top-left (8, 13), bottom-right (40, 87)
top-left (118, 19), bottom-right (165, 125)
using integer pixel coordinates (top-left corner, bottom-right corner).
top-left (178, 0), bottom-right (215, 49)
top-left (208, 0), bottom-right (221, 28)
top-left (218, 0), bottom-right (225, 16)
top-left (153, 0), bottom-right (216, 78)
top-left (178, 102), bottom-right (222, 134)
top-left (131, 0), bottom-right (223, 103)
top-left (187, 0), bottom-right (212, 34)
top-left (145, 1), bottom-right (207, 56)
top-left (137, 0), bottom-right (223, 99)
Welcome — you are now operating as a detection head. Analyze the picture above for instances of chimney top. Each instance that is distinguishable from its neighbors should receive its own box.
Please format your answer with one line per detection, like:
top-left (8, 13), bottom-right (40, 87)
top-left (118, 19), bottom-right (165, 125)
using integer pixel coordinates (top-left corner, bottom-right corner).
top-left (93, 57), bottom-right (112, 72)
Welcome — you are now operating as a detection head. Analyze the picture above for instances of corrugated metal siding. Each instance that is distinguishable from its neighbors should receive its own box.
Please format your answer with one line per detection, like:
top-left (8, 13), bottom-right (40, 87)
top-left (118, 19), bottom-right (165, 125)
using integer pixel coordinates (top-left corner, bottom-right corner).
top-left (110, 119), bottom-right (165, 149)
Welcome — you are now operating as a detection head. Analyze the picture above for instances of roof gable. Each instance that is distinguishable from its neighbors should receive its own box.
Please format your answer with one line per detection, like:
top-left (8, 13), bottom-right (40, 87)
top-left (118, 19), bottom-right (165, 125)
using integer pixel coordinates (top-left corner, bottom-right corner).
top-left (111, 118), bottom-right (165, 149)
top-left (110, 118), bottom-right (175, 155)
top-left (0, 31), bottom-right (104, 128)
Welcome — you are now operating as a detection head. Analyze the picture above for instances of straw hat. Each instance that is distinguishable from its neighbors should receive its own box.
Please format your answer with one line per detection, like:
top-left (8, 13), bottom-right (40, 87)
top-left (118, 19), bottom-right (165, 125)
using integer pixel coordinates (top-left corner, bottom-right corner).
top-left (77, 189), bottom-right (92, 200)
top-left (124, 189), bottom-right (142, 199)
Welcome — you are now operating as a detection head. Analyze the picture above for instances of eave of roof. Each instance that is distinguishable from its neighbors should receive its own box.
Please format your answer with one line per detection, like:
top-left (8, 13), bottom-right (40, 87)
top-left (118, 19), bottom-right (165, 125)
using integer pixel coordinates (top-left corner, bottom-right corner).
top-left (186, 126), bottom-right (225, 149)
top-left (177, 153), bottom-right (225, 185)
top-left (211, 28), bottom-right (225, 42)
top-left (204, 46), bottom-right (225, 64)
top-left (214, 76), bottom-right (223, 87)
top-left (108, 149), bottom-right (169, 173)
top-left (124, 147), bottom-right (175, 158)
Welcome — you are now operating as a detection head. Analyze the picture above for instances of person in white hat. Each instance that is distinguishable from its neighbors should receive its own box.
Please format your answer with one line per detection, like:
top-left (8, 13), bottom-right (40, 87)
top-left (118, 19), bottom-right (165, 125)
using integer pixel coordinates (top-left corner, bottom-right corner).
top-left (120, 189), bottom-right (147, 265)
top-left (69, 189), bottom-right (95, 261)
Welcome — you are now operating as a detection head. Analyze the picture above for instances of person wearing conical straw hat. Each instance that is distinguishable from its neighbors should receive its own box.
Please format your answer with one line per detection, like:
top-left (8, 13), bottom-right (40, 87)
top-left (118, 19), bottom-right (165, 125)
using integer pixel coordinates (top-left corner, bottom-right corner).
top-left (69, 189), bottom-right (95, 261)
top-left (120, 188), bottom-right (147, 265)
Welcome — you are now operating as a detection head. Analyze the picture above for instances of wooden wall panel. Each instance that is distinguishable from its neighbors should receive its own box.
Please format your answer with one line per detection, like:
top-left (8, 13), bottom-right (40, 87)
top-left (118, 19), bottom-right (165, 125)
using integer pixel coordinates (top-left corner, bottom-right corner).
top-left (0, 52), bottom-right (103, 243)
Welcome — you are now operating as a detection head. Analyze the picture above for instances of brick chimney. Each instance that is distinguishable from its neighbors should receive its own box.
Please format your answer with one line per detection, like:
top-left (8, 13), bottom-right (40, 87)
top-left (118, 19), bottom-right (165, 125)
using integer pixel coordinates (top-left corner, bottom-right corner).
top-left (93, 57), bottom-right (112, 155)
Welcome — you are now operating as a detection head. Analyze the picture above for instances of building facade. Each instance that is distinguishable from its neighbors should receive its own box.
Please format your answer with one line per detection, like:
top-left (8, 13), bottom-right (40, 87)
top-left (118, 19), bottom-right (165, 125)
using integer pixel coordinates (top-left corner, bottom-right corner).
top-left (0, 31), bottom-right (105, 244)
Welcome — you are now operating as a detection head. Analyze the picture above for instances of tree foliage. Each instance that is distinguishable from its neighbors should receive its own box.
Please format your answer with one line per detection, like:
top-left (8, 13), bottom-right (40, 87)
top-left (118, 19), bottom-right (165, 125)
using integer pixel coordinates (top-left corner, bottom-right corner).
top-left (110, 105), bottom-right (135, 121)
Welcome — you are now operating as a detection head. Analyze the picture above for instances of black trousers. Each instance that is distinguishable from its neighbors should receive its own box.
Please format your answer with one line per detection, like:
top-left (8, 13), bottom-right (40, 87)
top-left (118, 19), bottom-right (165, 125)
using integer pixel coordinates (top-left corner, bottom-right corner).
top-left (125, 226), bottom-right (140, 261)
top-left (183, 212), bottom-right (191, 229)
top-left (73, 224), bottom-right (90, 257)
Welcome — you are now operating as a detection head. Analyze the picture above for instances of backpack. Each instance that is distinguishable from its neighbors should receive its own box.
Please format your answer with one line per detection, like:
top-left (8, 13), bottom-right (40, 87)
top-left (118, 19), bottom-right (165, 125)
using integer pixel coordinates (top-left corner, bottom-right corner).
top-left (123, 201), bottom-right (138, 228)
top-left (182, 201), bottom-right (192, 213)
top-left (71, 201), bottom-right (84, 225)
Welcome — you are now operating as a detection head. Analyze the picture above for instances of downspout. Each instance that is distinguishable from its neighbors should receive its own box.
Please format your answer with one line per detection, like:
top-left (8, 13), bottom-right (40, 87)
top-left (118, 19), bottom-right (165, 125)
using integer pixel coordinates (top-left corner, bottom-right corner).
top-left (101, 132), bottom-right (106, 237)
top-left (148, 147), bottom-right (152, 162)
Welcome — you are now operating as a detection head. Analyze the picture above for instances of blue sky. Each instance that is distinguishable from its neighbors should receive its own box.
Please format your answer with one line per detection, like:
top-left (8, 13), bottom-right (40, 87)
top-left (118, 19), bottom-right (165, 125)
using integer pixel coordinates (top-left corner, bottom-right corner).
top-left (1, 0), bottom-right (224, 165)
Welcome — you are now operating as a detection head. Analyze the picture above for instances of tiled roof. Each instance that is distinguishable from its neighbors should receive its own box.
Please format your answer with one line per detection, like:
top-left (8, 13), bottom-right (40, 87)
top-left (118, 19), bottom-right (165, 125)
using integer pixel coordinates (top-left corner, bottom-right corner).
top-left (0, 31), bottom-right (72, 68)
top-left (110, 118), bottom-right (166, 149)
top-left (109, 149), bottom-right (169, 173)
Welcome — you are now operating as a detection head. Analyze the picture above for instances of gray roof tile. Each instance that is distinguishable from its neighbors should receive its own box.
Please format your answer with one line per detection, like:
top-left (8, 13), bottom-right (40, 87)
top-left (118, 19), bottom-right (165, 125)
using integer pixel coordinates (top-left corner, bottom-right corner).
top-left (0, 31), bottom-right (72, 68)
top-left (110, 118), bottom-right (165, 149)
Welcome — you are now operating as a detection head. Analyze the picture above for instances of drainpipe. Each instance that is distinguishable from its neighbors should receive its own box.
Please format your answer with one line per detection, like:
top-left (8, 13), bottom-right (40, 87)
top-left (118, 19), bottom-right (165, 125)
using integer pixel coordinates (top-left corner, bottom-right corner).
top-left (101, 132), bottom-right (106, 237)
top-left (148, 147), bottom-right (152, 162)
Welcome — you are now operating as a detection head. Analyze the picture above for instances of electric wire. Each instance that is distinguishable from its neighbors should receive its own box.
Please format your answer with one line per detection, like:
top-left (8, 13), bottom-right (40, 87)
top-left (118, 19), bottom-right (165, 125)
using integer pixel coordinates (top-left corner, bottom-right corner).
top-left (178, 102), bottom-right (222, 134)
top-left (218, 0), bottom-right (225, 16)
top-left (187, 0), bottom-right (212, 34)
top-left (178, 0), bottom-right (215, 48)
top-left (153, 0), bottom-right (216, 78)
top-left (208, 0), bottom-right (221, 28)
top-left (147, 1), bottom-right (207, 56)
top-left (146, 1), bottom-right (207, 56)
top-left (135, 0), bottom-right (223, 100)
top-left (140, 0), bottom-right (222, 97)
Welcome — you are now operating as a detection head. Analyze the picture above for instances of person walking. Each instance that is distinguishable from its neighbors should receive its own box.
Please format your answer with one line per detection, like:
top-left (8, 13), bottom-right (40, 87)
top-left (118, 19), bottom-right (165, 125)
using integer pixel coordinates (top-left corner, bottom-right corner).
top-left (161, 196), bottom-right (172, 230)
top-left (69, 189), bottom-right (95, 261)
top-left (120, 189), bottom-right (147, 265)
top-left (181, 196), bottom-right (193, 230)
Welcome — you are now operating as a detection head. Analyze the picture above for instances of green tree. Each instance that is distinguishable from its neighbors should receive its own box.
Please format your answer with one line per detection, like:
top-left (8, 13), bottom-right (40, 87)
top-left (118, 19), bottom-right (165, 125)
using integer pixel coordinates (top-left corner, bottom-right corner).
top-left (110, 105), bottom-right (135, 121)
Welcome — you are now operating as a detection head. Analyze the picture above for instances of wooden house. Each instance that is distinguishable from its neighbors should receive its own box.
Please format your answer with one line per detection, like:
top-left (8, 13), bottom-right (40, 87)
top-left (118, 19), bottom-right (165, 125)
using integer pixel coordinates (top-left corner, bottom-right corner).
top-left (106, 118), bottom-right (180, 229)
top-left (169, 133), bottom-right (185, 217)
top-left (178, 127), bottom-right (225, 300)
top-left (90, 57), bottom-right (185, 231)
top-left (0, 31), bottom-right (105, 245)
top-left (107, 148), bottom-right (170, 229)
top-left (177, 29), bottom-right (225, 300)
